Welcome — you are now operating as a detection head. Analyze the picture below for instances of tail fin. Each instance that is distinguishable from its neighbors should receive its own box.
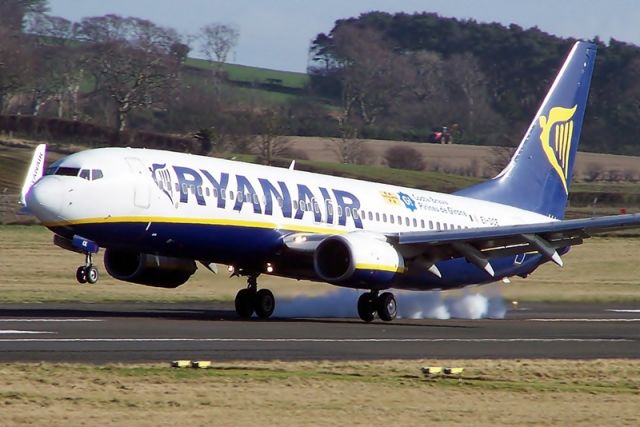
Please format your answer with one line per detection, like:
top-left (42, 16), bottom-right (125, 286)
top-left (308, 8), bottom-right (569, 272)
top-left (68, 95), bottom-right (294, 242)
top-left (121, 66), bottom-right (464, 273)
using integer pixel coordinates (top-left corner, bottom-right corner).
top-left (455, 41), bottom-right (597, 219)
top-left (19, 143), bottom-right (47, 208)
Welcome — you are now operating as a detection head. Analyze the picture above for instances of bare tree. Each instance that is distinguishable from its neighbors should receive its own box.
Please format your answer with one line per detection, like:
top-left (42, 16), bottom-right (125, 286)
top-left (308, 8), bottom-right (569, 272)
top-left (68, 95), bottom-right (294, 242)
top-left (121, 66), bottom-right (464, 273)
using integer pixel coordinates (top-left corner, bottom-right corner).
top-left (253, 109), bottom-right (290, 165)
top-left (74, 15), bottom-right (187, 130)
top-left (198, 23), bottom-right (239, 78)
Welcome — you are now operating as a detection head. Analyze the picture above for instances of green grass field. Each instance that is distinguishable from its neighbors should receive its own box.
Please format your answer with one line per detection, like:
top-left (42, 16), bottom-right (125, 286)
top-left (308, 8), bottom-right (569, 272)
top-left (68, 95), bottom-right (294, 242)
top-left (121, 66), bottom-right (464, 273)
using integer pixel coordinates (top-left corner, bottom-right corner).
top-left (185, 58), bottom-right (309, 88)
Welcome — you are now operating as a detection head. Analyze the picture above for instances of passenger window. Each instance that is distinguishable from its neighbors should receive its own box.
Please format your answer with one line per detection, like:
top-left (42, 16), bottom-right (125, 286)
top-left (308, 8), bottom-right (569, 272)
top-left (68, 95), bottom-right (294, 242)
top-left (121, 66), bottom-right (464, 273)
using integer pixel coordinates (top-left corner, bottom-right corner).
top-left (376, 212), bottom-right (380, 222)
top-left (213, 188), bottom-right (218, 198)
top-left (390, 215), bottom-right (395, 224)
top-left (229, 191), bottom-right (234, 200)
top-left (382, 213), bottom-right (387, 222)
top-left (353, 210), bottom-right (359, 220)
top-left (79, 169), bottom-right (90, 180)
top-left (91, 169), bottom-right (103, 180)
top-left (253, 194), bottom-right (259, 204)
top-left (277, 198), bottom-right (283, 208)
top-left (406, 217), bottom-right (410, 226)
top-left (337, 206), bottom-right (343, 217)
top-left (420, 219), bottom-right (425, 228)
top-left (413, 218), bottom-right (417, 227)
top-left (429, 220), bottom-right (433, 229)
top-left (346, 208), bottom-right (351, 217)
top-left (181, 183), bottom-right (188, 194)
top-left (205, 187), bottom-right (210, 197)
top-left (368, 212), bottom-right (373, 221)
top-left (197, 186), bottom-right (203, 196)
top-left (292, 200), bottom-right (298, 211)
top-left (436, 222), bottom-right (441, 230)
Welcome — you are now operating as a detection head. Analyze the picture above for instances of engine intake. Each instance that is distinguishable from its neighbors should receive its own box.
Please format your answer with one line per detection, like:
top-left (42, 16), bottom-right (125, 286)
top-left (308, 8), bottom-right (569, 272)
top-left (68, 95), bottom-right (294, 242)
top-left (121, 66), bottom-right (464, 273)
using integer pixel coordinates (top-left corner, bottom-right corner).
top-left (313, 233), bottom-right (404, 287)
top-left (104, 249), bottom-right (197, 288)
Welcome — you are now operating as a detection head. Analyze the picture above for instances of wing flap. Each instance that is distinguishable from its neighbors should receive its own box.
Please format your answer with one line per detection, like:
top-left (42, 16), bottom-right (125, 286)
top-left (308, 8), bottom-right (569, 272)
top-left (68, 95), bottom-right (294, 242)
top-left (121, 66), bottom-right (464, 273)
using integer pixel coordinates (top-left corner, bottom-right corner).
top-left (395, 214), bottom-right (640, 271)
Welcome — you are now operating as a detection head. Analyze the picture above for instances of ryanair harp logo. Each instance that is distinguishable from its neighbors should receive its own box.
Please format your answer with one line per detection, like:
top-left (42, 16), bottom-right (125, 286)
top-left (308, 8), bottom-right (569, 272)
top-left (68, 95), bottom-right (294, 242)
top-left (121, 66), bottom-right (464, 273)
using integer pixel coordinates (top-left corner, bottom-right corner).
top-left (539, 105), bottom-right (577, 194)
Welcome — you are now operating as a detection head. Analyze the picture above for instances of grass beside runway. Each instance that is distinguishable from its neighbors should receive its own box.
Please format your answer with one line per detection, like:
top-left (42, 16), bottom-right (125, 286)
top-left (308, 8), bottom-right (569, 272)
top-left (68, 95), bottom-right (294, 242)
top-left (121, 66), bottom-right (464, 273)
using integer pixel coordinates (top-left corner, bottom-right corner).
top-left (1, 225), bottom-right (640, 304)
top-left (1, 360), bottom-right (639, 426)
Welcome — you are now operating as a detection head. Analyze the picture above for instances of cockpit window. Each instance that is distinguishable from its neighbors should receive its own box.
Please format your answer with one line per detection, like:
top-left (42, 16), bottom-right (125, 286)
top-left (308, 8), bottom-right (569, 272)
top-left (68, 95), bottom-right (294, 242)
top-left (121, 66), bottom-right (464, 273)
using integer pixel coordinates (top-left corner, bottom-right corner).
top-left (55, 167), bottom-right (81, 176)
top-left (79, 169), bottom-right (91, 180)
top-left (49, 166), bottom-right (104, 181)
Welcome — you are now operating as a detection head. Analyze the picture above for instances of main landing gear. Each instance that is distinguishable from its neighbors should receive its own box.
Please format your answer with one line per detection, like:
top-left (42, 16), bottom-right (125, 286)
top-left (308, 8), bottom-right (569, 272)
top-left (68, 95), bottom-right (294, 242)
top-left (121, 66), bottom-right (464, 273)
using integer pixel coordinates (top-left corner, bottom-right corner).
top-left (357, 291), bottom-right (397, 322)
top-left (234, 275), bottom-right (275, 319)
top-left (76, 252), bottom-right (99, 284)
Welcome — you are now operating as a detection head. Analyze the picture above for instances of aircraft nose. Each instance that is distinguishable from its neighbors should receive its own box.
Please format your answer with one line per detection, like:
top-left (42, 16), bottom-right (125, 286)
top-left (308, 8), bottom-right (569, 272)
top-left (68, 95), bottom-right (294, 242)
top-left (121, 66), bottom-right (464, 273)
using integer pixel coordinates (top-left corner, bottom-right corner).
top-left (26, 176), bottom-right (66, 222)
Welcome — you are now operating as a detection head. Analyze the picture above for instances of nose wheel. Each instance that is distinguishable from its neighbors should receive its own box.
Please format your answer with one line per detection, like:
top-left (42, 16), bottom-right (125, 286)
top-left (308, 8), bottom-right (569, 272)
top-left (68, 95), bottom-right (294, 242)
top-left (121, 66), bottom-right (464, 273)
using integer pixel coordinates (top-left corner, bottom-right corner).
top-left (76, 252), bottom-right (99, 284)
top-left (357, 291), bottom-right (397, 322)
top-left (234, 275), bottom-right (276, 319)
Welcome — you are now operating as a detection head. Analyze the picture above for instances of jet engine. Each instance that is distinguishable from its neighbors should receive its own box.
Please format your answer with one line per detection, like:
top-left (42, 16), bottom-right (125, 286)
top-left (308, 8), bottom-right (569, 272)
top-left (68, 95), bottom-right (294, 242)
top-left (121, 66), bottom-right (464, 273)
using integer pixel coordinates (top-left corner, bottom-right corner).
top-left (104, 249), bottom-right (197, 288)
top-left (313, 233), bottom-right (404, 287)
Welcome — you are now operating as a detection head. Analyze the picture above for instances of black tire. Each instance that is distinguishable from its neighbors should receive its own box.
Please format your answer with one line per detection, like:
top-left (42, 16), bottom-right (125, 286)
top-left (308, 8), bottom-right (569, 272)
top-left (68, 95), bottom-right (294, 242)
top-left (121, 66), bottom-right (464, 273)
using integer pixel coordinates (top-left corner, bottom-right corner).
top-left (377, 292), bottom-right (397, 322)
top-left (357, 293), bottom-right (376, 322)
top-left (254, 289), bottom-right (275, 319)
top-left (235, 288), bottom-right (254, 319)
top-left (85, 266), bottom-right (99, 284)
top-left (76, 266), bottom-right (87, 284)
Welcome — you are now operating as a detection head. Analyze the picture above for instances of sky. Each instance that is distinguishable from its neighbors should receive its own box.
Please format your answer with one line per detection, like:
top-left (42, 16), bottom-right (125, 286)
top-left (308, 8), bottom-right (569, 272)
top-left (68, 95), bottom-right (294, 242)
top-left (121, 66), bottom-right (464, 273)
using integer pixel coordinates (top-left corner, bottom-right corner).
top-left (47, 0), bottom-right (640, 73)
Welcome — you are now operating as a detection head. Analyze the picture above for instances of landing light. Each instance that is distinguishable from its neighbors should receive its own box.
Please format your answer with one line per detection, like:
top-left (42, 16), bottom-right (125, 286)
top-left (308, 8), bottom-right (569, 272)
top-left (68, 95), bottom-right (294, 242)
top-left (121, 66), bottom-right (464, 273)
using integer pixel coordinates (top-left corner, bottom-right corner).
top-left (266, 263), bottom-right (274, 273)
top-left (227, 265), bottom-right (235, 274)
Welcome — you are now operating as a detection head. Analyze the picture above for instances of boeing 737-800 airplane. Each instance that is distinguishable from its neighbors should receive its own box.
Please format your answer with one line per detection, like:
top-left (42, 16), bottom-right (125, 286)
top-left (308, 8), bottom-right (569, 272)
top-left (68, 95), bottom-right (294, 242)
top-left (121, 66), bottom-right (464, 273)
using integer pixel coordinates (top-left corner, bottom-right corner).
top-left (19, 41), bottom-right (640, 321)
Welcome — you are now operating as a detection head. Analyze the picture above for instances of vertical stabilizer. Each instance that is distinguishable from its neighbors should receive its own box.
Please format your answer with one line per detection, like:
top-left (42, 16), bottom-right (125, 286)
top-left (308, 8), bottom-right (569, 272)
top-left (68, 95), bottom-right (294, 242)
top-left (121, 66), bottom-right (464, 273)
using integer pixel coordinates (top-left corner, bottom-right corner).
top-left (455, 42), bottom-right (597, 219)
top-left (20, 144), bottom-right (47, 208)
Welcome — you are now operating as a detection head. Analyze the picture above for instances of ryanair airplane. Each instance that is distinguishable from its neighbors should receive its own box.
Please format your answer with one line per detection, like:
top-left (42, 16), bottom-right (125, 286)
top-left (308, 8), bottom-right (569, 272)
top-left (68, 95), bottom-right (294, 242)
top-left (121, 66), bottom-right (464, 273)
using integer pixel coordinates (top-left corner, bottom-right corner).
top-left (20, 41), bottom-right (640, 322)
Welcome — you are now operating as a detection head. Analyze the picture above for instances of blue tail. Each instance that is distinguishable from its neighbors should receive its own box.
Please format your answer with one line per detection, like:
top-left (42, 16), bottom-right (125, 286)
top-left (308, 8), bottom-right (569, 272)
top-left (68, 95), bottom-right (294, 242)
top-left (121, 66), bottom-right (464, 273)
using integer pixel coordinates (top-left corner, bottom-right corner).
top-left (455, 41), bottom-right (597, 219)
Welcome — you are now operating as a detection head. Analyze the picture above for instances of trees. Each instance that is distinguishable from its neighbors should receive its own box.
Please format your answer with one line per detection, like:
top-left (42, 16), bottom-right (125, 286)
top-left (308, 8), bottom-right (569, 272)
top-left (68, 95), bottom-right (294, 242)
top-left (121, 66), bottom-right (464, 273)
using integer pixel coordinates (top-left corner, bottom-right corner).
top-left (74, 15), bottom-right (187, 130)
top-left (197, 23), bottom-right (239, 78)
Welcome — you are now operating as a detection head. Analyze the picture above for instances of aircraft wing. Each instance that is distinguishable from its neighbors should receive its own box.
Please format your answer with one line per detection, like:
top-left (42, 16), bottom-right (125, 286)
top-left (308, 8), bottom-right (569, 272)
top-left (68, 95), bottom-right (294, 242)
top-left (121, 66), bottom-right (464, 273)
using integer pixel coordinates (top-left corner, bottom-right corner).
top-left (391, 213), bottom-right (640, 276)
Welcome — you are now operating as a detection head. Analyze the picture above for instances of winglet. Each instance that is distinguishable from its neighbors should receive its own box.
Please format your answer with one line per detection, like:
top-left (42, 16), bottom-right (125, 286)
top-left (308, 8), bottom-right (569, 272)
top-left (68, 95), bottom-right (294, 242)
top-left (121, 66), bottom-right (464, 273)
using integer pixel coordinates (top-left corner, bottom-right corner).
top-left (19, 144), bottom-right (47, 208)
top-left (289, 160), bottom-right (296, 170)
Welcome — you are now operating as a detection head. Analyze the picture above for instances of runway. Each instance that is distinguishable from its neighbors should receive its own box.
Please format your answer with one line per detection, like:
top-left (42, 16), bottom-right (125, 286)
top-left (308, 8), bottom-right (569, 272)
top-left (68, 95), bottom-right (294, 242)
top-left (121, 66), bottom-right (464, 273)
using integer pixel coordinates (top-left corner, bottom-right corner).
top-left (0, 302), bottom-right (639, 362)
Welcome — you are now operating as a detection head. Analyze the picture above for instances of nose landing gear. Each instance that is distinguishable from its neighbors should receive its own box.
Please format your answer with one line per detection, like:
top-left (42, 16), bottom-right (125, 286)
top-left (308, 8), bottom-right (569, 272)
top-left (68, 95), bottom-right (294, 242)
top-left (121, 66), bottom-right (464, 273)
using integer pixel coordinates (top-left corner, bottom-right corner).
top-left (76, 252), bottom-right (99, 284)
top-left (357, 291), bottom-right (397, 322)
top-left (234, 275), bottom-right (276, 319)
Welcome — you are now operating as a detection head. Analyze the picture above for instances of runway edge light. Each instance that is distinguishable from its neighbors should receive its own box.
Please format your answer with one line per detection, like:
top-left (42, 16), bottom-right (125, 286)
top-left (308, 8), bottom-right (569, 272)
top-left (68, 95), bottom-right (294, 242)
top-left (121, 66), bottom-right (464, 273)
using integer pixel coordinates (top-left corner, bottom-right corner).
top-left (421, 366), bottom-right (443, 376)
top-left (171, 360), bottom-right (192, 368)
top-left (444, 367), bottom-right (464, 376)
top-left (192, 361), bottom-right (212, 369)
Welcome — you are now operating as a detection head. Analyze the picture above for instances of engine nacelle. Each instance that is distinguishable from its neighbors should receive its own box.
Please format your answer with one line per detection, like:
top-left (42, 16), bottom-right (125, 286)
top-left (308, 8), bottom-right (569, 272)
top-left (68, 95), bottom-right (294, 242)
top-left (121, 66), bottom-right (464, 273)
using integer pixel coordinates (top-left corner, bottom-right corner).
top-left (313, 233), bottom-right (404, 287)
top-left (104, 249), bottom-right (197, 288)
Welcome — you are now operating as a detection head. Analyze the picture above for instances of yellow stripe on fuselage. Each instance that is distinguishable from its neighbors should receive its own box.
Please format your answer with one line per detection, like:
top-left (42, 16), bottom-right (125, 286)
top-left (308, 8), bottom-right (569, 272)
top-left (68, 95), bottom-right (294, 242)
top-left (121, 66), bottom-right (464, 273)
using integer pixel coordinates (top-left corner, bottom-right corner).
top-left (354, 263), bottom-right (406, 274)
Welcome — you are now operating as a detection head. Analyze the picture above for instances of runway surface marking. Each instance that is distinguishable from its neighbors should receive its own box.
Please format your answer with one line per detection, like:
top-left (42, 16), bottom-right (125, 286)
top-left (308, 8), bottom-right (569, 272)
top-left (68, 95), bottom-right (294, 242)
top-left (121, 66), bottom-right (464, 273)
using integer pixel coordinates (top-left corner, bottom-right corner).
top-left (0, 319), bottom-right (103, 322)
top-left (0, 338), bottom-right (632, 343)
top-left (529, 318), bottom-right (640, 322)
top-left (606, 309), bottom-right (640, 313)
top-left (0, 330), bottom-right (53, 335)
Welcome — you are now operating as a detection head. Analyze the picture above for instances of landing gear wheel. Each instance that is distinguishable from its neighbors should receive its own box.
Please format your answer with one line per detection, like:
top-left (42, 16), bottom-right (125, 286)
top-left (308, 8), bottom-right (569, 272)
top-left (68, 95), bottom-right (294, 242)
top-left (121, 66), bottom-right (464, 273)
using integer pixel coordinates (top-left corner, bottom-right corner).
top-left (254, 289), bottom-right (275, 319)
top-left (235, 288), bottom-right (254, 319)
top-left (85, 266), bottom-right (99, 284)
top-left (377, 292), bottom-right (397, 322)
top-left (357, 293), bottom-right (376, 322)
top-left (76, 266), bottom-right (87, 284)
